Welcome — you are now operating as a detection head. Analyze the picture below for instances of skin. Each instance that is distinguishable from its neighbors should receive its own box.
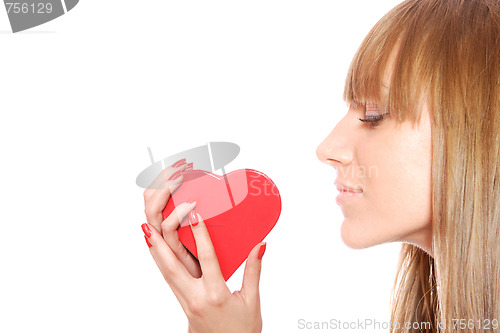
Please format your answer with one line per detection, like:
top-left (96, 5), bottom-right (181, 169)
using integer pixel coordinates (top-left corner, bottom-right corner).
top-left (315, 81), bottom-right (434, 257)
top-left (141, 57), bottom-right (433, 332)
top-left (142, 160), bottom-right (264, 333)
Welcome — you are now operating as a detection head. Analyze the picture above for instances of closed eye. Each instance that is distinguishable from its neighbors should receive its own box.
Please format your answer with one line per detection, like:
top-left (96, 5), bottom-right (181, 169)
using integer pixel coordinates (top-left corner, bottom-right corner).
top-left (358, 101), bottom-right (390, 128)
top-left (358, 114), bottom-right (385, 128)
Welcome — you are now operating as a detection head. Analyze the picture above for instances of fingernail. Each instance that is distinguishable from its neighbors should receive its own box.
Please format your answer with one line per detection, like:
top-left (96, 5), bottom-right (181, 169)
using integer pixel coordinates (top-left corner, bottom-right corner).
top-left (186, 162), bottom-right (193, 170)
top-left (168, 170), bottom-right (183, 181)
top-left (141, 223), bottom-right (151, 238)
top-left (258, 243), bottom-right (266, 260)
top-left (171, 158), bottom-right (187, 168)
top-left (189, 210), bottom-right (199, 227)
top-left (144, 235), bottom-right (152, 248)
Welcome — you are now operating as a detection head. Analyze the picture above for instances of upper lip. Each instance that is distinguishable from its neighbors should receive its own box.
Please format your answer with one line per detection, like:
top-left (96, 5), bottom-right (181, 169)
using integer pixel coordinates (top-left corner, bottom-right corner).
top-left (334, 180), bottom-right (363, 193)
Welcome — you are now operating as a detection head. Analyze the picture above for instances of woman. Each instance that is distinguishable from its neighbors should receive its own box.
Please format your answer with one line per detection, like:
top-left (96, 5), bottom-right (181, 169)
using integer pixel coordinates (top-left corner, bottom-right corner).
top-left (141, 0), bottom-right (500, 332)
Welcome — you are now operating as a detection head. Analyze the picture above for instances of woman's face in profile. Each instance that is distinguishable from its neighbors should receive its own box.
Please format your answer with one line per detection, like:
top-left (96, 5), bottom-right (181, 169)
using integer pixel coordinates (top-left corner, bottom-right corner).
top-left (316, 93), bottom-right (433, 254)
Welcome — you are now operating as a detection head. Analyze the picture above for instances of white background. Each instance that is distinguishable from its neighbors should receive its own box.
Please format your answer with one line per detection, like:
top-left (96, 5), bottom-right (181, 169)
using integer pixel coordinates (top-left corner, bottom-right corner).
top-left (0, 1), bottom-right (404, 332)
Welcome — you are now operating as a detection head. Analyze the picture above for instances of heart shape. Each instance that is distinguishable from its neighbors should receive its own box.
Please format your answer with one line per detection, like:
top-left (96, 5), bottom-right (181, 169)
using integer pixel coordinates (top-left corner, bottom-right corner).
top-left (162, 168), bottom-right (281, 281)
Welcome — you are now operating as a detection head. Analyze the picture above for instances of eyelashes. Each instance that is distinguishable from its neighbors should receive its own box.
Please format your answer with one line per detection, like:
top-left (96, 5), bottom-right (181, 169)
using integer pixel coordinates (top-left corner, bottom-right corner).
top-left (358, 114), bottom-right (386, 128)
top-left (357, 102), bottom-right (390, 128)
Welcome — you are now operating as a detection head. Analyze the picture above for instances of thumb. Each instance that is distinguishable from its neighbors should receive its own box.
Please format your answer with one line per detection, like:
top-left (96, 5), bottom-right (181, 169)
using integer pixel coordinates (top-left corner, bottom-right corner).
top-left (241, 242), bottom-right (267, 301)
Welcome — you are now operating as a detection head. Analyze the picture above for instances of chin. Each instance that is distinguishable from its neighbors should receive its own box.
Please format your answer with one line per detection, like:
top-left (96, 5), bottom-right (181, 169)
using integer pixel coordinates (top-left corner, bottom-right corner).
top-left (339, 221), bottom-right (374, 249)
top-left (340, 220), bottom-right (397, 249)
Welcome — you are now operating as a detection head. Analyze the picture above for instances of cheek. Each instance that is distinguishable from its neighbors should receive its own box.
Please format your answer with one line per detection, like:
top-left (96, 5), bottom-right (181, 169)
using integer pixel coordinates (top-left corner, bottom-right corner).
top-left (340, 133), bottom-right (432, 249)
top-left (366, 135), bottom-right (432, 235)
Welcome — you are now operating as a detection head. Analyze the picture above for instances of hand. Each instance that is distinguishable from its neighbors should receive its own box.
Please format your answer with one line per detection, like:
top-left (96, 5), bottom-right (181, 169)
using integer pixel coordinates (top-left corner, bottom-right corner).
top-left (143, 158), bottom-right (201, 278)
top-left (142, 158), bottom-right (266, 333)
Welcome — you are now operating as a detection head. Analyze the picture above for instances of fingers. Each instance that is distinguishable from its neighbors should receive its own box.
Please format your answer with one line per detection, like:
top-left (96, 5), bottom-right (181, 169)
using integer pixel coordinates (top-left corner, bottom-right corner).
top-left (141, 222), bottom-right (194, 308)
top-left (162, 201), bottom-right (197, 234)
top-left (144, 160), bottom-right (188, 233)
top-left (148, 158), bottom-right (187, 190)
top-left (162, 201), bottom-right (202, 278)
top-left (241, 242), bottom-right (266, 303)
top-left (188, 211), bottom-right (226, 288)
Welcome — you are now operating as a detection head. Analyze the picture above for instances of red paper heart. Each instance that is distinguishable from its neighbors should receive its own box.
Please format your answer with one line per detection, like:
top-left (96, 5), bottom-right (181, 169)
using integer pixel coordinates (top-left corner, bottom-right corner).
top-left (162, 168), bottom-right (281, 281)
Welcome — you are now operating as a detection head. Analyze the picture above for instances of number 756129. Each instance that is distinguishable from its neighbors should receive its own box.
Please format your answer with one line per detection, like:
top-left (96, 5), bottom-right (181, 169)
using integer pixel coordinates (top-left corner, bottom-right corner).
top-left (5, 2), bottom-right (53, 14)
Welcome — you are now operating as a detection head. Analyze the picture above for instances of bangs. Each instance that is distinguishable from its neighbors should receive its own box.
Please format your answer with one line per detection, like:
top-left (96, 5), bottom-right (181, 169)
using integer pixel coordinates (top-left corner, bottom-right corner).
top-left (343, 0), bottom-right (434, 126)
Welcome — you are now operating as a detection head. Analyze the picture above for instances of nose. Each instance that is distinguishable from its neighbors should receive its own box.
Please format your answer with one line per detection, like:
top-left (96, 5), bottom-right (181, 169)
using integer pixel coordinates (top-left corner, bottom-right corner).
top-left (315, 115), bottom-right (354, 169)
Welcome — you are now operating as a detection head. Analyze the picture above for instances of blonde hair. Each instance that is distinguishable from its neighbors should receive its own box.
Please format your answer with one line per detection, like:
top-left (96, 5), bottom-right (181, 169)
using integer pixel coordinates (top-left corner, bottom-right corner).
top-left (343, 0), bottom-right (500, 332)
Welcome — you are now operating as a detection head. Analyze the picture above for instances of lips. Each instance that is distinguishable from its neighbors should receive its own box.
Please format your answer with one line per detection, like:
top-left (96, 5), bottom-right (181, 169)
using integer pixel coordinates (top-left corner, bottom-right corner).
top-left (334, 180), bottom-right (363, 193)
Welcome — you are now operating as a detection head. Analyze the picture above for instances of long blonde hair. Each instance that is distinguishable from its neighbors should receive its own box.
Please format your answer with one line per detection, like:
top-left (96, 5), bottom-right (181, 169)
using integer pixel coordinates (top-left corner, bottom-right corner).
top-left (343, 0), bottom-right (500, 332)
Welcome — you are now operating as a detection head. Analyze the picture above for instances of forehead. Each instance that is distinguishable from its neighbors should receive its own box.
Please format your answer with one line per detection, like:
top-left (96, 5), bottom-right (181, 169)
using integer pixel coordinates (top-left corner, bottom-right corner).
top-left (343, 34), bottom-right (425, 126)
top-left (375, 48), bottom-right (397, 101)
top-left (345, 43), bottom-right (399, 102)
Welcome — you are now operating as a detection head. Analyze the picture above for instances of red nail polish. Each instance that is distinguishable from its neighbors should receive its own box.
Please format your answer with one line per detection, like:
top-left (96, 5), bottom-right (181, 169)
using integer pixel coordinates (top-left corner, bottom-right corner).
top-left (168, 170), bottom-right (183, 181)
top-left (186, 162), bottom-right (193, 170)
top-left (141, 223), bottom-right (151, 238)
top-left (189, 211), bottom-right (199, 227)
top-left (258, 243), bottom-right (266, 259)
top-left (144, 235), bottom-right (152, 248)
top-left (171, 158), bottom-right (187, 168)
